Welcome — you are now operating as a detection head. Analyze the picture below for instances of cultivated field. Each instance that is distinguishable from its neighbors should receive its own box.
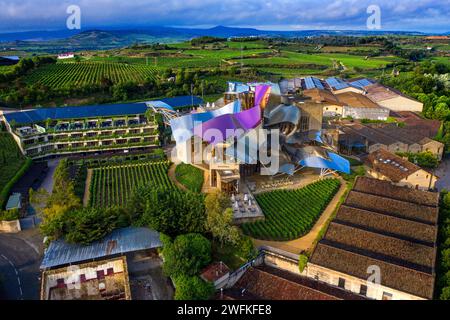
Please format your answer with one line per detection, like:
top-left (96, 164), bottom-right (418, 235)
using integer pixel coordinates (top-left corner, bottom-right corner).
top-left (26, 62), bottom-right (158, 89)
top-left (89, 161), bottom-right (173, 207)
top-left (241, 179), bottom-right (341, 241)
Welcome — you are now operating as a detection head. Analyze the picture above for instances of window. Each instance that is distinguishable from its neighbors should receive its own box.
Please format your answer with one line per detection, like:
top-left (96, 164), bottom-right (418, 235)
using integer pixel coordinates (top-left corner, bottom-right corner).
top-left (382, 292), bottom-right (393, 300)
top-left (300, 115), bottom-right (310, 132)
top-left (338, 278), bottom-right (346, 289)
top-left (360, 285), bottom-right (368, 296)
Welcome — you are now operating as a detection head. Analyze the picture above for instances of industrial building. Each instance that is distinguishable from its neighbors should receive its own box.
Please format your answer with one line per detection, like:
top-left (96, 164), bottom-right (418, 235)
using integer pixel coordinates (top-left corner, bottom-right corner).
top-left (280, 76), bottom-right (423, 119)
top-left (307, 177), bottom-right (439, 300)
top-left (328, 121), bottom-right (444, 160)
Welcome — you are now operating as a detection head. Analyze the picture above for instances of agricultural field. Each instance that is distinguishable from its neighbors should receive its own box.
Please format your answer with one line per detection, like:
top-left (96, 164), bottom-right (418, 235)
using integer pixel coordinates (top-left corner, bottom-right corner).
top-left (26, 62), bottom-right (158, 89)
top-left (241, 179), bottom-right (341, 241)
top-left (89, 161), bottom-right (173, 207)
top-left (175, 163), bottom-right (204, 193)
top-left (0, 65), bottom-right (14, 74)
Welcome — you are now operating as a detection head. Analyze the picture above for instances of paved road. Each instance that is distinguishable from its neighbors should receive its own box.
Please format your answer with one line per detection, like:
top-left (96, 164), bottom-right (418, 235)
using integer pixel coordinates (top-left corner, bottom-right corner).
top-left (436, 158), bottom-right (450, 192)
top-left (0, 230), bottom-right (43, 300)
top-left (40, 159), bottom-right (60, 194)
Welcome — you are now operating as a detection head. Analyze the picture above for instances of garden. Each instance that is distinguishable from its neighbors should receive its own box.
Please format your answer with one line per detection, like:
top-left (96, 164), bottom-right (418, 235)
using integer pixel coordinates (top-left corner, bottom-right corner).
top-left (241, 179), bottom-right (341, 241)
top-left (175, 163), bottom-right (204, 193)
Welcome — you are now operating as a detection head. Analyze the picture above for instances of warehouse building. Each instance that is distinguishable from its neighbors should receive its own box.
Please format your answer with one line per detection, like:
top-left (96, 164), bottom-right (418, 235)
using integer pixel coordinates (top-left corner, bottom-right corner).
top-left (307, 177), bottom-right (439, 300)
top-left (334, 122), bottom-right (444, 160)
top-left (280, 76), bottom-right (423, 116)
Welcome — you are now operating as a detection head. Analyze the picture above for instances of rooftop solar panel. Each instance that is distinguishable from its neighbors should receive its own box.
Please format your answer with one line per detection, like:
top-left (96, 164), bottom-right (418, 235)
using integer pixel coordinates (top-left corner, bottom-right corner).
top-left (326, 77), bottom-right (349, 91)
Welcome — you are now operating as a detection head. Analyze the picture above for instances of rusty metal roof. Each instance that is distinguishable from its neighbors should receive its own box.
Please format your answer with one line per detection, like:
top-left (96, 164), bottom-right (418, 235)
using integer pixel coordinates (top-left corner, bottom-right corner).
top-left (41, 227), bottom-right (162, 270)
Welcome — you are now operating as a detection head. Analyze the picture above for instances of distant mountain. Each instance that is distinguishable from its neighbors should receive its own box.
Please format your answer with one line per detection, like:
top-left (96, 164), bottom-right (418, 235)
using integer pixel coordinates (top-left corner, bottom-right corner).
top-left (0, 25), bottom-right (429, 52)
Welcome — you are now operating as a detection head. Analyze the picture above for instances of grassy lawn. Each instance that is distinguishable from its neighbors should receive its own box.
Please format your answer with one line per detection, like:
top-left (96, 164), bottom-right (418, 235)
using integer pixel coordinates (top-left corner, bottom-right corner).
top-left (242, 179), bottom-right (341, 241)
top-left (212, 241), bottom-right (247, 271)
top-left (175, 163), bottom-right (204, 193)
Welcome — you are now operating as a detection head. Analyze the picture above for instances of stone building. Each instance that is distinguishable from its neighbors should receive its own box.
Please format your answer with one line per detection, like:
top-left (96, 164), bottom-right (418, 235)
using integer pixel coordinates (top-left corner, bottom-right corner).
top-left (365, 149), bottom-right (438, 190)
top-left (307, 177), bottom-right (439, 300)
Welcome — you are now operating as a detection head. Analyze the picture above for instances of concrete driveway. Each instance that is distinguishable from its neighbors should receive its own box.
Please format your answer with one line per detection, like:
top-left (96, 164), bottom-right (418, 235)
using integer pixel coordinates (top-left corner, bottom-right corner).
top-left (0, 230), bottom-right (43, 300)
top-left (40, 159), bottom-right (60, 194)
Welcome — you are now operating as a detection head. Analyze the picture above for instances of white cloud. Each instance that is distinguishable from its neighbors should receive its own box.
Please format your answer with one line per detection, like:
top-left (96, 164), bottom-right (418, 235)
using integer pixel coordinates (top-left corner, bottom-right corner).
top-left (0, 0), bottom-right (448, 32)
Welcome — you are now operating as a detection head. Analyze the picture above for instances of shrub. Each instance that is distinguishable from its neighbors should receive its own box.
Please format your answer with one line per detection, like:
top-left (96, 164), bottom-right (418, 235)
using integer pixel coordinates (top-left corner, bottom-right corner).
top-left (0, 158), bottom-right (32, 210)
top-left (173, 275), bottom-right (215, 300)
top-left (298, 254), bottom-right (309, 273)
top-left (162, 233), bottom-right (212, 277)
top-left (0, 209), bottom-right (20, 221)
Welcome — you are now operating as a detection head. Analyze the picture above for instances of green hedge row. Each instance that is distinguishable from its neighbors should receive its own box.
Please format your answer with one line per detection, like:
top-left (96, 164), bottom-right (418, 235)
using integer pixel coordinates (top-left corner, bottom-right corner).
top-left (0, 158), bottom-right (32, 210)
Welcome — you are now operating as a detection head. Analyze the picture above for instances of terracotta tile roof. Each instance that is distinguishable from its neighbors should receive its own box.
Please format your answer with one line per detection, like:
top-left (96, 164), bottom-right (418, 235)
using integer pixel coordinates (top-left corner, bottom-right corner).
top-left (345, 191), bottom-right (438, 225)
top-left (303, 88), bottom-right (343, 105)
top-left (365, 83), bottom-right (420, 103)
top-left (339, 123), bottom-right (398, 146)
top-left (366, 149), bottom-right (421, 182)
top-left (324, 222), bottom-right (435, 270)
top-left (200, 262), bottom-right (230, 283)
top-left (335, 92), bottom-right (381, 109)
top-left (394, 112), bottom-right (441, 138)
top-left (353, 177), bottom-right (439, 207)
top-left (335, 205), bottom-right (437, 245)
top-left (310, 177), bottom-right (439, 299)
top-left (311, 243), bottom-right (435, 299)
top-left (228, 266), bottom-right (367, 300)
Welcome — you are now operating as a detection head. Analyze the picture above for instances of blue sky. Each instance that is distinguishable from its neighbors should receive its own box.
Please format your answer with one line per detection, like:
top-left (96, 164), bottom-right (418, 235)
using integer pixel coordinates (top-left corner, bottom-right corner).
top-left (0, 0), bottom-right (449, 33)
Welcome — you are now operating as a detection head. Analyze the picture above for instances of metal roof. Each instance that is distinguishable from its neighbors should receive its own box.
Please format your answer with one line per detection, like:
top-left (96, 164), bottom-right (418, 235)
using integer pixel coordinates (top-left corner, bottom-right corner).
top-left (0, 56), bottom-right (20, 61)
top-left (6, 193), bottom-right (21, 210)
top-left (326, 77), bottom-right (349, 91)
top-left (40, 227), bottom-right (162, 270)
top-left (4, 96), bottom-right (203, 125)
top-left (304, 77), bottom-right (325, 90)
top-left (349, 78), bottom-right (373, 89)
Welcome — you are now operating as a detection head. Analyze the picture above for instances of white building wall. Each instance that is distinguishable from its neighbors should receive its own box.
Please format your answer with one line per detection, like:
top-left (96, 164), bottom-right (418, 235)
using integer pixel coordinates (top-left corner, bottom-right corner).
top-left (306, 263), bottom-right (426, 300)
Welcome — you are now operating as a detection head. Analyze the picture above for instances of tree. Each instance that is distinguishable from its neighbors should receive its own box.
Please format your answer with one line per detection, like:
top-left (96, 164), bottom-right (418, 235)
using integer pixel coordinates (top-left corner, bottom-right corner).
top-left (29, 188), bottom-right (50, 216)
top-left (129, 184), bottom-right (206, 237)
top-left (40, 160), bottom-right (81, 240)
top-left (205, 191), bottom-right (240, 246)
top-left (64, 207), bottom-right (129, 245)
top-left (162, 233), bottom-right (211, 277)
top-left (173, 275), bottom-right (214, 300)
